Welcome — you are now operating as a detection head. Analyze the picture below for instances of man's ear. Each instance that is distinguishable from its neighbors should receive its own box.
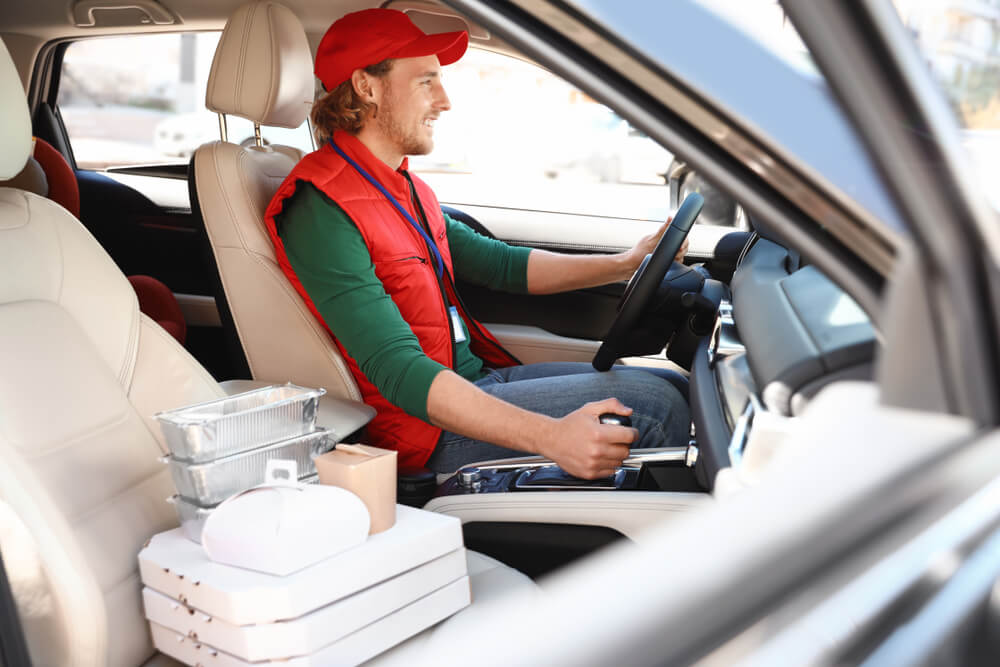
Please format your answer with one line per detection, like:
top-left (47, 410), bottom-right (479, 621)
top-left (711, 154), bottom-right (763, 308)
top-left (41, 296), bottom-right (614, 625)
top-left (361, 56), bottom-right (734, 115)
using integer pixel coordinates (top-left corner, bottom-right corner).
top-left (351, 69), bottom-right (378, 103)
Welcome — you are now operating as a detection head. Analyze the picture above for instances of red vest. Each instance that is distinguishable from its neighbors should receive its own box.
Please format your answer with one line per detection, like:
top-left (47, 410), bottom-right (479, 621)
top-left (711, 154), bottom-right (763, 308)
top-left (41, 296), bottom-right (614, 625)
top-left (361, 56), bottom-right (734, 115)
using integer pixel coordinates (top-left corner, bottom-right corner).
top-left (263, 130), bottom-right (518, 467)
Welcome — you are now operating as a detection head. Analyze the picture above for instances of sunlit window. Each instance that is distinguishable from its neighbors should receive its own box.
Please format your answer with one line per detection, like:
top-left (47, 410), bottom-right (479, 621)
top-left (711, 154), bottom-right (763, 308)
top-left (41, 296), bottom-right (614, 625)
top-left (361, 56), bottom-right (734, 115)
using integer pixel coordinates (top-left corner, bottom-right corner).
top-left (415, 49), bottom-right (677, 223)
top-left (59, 33), bottom-right (313, 170)
top-left (894, 0), bottom-right (1000, 210)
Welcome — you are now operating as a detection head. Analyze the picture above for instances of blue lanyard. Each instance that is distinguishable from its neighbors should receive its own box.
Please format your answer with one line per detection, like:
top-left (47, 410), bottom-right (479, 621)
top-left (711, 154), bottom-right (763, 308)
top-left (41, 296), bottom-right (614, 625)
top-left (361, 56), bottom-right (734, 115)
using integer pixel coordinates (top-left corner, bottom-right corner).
top-left (329, 139), bottom-right (444, 278)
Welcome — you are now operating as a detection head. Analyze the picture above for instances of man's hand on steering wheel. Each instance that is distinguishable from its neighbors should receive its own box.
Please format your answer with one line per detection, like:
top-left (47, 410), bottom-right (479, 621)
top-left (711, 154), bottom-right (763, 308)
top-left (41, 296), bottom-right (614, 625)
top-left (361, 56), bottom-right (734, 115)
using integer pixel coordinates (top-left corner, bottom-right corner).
top-left (624, 217), bottom-right (689, 272)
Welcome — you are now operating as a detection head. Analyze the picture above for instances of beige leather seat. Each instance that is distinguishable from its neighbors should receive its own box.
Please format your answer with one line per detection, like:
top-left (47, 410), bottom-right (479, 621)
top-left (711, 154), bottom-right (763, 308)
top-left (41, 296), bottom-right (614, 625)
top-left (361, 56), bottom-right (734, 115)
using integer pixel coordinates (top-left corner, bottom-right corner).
top-left (193, 0), bottom-right (360, 400)
top-left (0, 19), bottom-right (534, 667)
top-left (0, 36), bottom-right (226, 665)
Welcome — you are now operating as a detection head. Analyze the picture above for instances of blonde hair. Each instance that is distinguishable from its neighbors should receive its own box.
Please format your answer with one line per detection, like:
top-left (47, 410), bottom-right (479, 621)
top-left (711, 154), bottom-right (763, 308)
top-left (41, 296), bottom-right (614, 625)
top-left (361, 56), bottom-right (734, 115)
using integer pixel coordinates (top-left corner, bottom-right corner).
top-left (311, 59), bottom-right (393, 143)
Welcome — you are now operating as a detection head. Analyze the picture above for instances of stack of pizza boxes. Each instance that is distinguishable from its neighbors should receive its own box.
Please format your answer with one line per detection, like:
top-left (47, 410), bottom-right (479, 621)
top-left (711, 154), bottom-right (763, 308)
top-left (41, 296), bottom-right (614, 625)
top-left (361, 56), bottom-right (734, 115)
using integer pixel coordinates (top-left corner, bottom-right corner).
top-left (143, 386), bottom-right (470, 666)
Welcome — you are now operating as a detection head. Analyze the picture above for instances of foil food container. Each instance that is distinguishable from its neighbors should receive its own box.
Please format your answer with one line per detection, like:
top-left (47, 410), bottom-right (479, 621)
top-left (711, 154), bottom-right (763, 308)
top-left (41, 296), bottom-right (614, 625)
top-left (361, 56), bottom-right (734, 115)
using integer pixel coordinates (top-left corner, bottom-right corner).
top-left (167, 495), bottom-right (216, 544)
top-left (166, 430), bottom-right (334, 506)
top-left (154, 384), bottom-right (326, 463)
top-left (168, 475), bottom-right (319, 544)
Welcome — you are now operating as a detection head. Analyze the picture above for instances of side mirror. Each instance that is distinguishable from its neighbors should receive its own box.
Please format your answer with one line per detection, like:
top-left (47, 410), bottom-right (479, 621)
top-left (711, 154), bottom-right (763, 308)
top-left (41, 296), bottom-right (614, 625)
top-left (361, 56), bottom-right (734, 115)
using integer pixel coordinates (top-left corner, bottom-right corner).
top-left (666, 159), bottom-right (748, 231)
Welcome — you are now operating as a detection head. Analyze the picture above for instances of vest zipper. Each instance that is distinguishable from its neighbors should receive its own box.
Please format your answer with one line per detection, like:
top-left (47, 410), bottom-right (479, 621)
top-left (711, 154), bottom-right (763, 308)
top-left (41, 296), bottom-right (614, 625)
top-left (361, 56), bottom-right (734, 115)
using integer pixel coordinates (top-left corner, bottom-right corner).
top-left (403, 172), bottom-right (457, 368)
top-left (402, 171), bottom-right (520, 367)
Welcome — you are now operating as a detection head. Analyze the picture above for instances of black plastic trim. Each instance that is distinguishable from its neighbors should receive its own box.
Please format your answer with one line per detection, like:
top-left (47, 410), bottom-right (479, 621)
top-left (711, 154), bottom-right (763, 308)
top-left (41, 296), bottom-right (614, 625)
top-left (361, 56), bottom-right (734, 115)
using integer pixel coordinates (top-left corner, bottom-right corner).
top-left (690, 336), bottom-right (731, 489)
top-left (0, 551), bottom-right (32, 667)
top-left (462, 521), bottom-right (625, 579)
top-left (441, 204), bottom-right (497, 239)
top-left (106, 163), bottom-right (189, 180)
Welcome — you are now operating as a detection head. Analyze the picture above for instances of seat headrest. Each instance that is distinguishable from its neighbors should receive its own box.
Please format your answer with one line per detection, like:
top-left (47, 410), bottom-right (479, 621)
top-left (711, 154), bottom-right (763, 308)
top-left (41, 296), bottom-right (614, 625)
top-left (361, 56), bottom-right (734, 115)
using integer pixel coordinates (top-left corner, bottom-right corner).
top-left (206, 1), bottom-right (313, 129)
top-left (0, 154), bottom-right (47, 196)
top-left (0, 39), bottom-right (33, 180)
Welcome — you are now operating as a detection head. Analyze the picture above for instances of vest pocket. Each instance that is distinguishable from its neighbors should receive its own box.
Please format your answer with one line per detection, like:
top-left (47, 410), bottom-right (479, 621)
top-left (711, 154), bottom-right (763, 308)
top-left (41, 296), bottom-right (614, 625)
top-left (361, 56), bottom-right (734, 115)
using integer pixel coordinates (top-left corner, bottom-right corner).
top-left (373, 254), bottom-right (428, 284)
top-left (375, 252), bottom-right (427, 265)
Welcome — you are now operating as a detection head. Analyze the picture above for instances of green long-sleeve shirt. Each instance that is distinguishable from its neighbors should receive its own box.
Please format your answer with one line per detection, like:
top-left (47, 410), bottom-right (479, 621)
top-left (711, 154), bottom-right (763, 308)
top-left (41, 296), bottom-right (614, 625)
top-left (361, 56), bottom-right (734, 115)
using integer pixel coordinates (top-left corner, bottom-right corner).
top-left (275, 181), bottom-right (531, 421)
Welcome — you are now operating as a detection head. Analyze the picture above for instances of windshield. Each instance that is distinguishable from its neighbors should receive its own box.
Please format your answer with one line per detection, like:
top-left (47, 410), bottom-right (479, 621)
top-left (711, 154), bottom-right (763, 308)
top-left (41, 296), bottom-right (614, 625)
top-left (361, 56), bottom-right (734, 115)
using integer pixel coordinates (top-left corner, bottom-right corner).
top-left (894, 0), bottom-right (1000, 211)
top-left (566, 0), bottom-right (906, 236)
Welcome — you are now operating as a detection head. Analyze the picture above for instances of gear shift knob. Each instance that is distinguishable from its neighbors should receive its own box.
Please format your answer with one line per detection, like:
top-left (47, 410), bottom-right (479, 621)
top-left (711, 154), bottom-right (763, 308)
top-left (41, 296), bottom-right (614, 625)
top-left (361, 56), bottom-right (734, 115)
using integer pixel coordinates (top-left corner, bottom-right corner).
top-left (598, 413), bottom-right (632, 427)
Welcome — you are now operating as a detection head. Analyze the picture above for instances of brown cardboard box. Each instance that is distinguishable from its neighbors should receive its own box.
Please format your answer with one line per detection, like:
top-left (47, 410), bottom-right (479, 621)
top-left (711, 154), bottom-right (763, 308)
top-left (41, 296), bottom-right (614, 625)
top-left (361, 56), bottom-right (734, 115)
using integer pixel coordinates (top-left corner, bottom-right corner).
top-left (314, 444), bottom-right (397, 534)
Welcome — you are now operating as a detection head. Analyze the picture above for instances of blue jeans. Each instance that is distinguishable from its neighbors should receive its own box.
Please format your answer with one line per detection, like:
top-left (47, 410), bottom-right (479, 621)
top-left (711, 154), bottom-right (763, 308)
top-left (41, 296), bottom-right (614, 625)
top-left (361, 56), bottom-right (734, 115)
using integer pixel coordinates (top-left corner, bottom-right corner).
top-left (425, 362), bottom-right (691, 473)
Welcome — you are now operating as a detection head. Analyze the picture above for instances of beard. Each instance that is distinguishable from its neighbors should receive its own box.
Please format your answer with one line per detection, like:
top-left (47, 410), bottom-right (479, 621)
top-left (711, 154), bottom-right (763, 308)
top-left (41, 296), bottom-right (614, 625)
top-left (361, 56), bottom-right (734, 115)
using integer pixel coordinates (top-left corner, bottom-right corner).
top-left (375, 87), bottom-right (433, 157)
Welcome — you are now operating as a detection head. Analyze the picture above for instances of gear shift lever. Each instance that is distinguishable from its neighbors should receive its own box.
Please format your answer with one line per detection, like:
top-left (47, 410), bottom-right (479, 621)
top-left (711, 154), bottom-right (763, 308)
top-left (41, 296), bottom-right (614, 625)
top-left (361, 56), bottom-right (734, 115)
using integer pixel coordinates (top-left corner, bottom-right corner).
top-left (599, 413), bottom-right (632, 427)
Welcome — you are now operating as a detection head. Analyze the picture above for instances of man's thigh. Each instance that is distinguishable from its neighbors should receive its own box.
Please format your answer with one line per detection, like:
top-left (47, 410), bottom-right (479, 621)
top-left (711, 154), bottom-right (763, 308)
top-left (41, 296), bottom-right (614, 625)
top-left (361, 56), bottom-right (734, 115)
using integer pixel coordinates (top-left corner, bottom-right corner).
top-left (485, 361), bottom-right (688, 401)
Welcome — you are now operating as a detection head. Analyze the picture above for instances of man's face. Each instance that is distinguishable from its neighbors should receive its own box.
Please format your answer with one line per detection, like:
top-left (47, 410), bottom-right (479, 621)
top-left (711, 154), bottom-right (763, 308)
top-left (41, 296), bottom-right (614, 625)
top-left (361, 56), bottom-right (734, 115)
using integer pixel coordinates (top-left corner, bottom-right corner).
top-left (371, 55), bottom-right (451, 157)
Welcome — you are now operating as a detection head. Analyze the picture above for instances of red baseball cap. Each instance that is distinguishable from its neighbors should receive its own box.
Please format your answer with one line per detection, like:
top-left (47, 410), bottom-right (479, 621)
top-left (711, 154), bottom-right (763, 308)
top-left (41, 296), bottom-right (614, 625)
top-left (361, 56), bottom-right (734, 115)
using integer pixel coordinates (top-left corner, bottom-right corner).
top-left (315, 8), bottom-right (469, 91)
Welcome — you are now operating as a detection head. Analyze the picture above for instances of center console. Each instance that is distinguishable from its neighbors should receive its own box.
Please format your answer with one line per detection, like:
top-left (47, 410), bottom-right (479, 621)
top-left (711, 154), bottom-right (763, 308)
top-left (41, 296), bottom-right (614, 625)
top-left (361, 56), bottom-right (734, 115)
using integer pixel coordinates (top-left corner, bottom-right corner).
top-left (435, 445), bottom-right (700, 495)
top-left (423, 444), bottom-right (710, 562)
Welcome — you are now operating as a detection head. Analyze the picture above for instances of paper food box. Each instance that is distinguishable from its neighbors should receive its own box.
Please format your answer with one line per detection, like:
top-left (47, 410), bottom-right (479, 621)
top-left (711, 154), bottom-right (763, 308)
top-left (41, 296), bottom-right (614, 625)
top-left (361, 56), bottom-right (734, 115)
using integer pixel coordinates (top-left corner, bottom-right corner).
top-left (139, 505), bottom-right (469, 664)
top-left (314, 444), bottom-right (398, 534)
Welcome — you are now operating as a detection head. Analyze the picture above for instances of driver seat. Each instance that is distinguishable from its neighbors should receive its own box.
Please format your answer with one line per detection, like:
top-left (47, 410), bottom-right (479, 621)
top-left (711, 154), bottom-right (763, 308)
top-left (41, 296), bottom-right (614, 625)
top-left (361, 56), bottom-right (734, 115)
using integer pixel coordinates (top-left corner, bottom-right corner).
top-left (191, 0), bottom-right (362, 401)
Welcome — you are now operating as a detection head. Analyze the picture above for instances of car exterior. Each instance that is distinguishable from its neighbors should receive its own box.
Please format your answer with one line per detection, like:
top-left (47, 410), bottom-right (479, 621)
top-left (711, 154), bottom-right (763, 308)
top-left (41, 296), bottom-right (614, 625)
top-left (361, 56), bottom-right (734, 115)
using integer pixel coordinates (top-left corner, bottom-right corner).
top-left (153, 112), bottom-right (313, 157)
top-left (541, 106), bottom-right (674, 184)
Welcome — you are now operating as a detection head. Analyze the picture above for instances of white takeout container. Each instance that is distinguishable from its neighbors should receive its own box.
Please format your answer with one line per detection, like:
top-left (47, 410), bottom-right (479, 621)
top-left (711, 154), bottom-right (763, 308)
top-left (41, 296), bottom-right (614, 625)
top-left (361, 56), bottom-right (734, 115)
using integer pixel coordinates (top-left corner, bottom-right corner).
top-left (201, 461), bottom-right (370, 575)
top-left (168, 474), bottom-right (320, 544)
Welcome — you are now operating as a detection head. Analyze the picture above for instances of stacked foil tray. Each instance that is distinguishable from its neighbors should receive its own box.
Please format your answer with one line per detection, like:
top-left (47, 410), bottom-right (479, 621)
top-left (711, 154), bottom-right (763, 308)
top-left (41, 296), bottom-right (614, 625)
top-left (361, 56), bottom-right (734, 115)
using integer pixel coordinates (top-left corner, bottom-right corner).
top-left (155, 384), bottom-right (332, 542)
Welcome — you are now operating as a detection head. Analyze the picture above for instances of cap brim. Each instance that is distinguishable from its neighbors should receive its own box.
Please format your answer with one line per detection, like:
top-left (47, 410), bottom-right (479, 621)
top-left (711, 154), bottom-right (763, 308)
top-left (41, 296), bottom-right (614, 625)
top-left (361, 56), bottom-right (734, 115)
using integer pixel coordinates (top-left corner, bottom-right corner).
top-left (391, 30), bottom-right (469, 66)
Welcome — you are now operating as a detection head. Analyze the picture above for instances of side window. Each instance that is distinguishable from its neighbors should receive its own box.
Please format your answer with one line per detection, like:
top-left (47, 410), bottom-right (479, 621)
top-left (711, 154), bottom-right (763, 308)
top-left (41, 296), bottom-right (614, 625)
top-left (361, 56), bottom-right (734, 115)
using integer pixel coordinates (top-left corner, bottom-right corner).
top-left (58, 33), bottom-right (313, 171)
top-left (412, 49), bottom-right (679, 224)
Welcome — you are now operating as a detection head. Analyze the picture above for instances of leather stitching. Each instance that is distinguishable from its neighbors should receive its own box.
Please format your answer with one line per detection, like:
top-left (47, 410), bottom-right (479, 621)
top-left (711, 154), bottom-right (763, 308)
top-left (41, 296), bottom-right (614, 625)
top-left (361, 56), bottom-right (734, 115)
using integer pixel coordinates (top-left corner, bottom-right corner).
top-left (0, 188), bottom-right (31, 230)
top-left (265, 4), bottom-right (278, 122)
top-left (14, 409), bottom-right (131, 462)
top-left (236, 3), bottom-right (255, 114)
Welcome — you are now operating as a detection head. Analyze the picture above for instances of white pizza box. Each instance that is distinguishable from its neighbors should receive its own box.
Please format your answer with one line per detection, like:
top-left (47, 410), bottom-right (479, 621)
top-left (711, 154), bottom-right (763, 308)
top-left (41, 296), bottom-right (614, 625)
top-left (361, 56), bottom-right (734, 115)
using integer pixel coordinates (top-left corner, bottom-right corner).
top-left (139, 504), bottom-right (463, 625)
top-left (150, 577), bottom-right (471, 667)
top-left (142, 548), bottom-right (467, 661)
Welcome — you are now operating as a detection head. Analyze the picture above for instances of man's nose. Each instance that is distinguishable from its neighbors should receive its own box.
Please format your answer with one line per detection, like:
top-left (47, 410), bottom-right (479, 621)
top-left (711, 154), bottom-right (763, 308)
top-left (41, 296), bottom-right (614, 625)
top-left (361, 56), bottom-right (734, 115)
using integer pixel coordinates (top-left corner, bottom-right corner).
top-left (434, 82), bottom-right (451, 111)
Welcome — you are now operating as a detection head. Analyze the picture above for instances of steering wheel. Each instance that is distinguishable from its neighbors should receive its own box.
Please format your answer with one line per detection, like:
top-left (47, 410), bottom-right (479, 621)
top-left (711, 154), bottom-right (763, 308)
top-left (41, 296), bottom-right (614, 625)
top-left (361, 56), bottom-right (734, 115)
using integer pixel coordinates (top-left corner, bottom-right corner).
top-left (592, 192), bottom-right (704, 371)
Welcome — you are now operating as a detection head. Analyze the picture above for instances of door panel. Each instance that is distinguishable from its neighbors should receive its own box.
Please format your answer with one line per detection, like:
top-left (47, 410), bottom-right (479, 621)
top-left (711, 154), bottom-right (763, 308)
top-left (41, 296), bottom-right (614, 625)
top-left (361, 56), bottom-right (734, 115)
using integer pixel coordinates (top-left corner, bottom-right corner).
top-left (448, 201), bottom-right (730, 362)
top-left (76, 170), bottom-right (214, 296)
top-left (484, 324), bottom-right (601, 364)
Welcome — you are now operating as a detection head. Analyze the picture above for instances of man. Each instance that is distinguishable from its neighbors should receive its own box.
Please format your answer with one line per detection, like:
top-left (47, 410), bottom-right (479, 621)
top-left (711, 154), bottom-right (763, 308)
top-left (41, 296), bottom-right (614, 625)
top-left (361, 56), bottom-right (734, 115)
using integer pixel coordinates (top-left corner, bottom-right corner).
top-left (263, 8), bottom-right (690, 480)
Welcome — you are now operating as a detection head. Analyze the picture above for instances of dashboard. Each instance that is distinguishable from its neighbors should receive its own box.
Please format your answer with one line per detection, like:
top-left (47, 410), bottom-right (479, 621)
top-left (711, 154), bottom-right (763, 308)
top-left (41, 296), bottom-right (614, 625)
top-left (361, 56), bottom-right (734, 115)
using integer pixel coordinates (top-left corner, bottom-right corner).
top-left (692, 237), bottom-right (878, 487)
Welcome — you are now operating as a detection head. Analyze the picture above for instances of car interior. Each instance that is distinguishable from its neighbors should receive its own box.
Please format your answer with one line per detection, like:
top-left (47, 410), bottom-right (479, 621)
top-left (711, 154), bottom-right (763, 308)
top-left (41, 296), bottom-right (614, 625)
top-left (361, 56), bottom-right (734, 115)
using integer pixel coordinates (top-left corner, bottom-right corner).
top-left (0, 0), bottom-right (891, 665)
